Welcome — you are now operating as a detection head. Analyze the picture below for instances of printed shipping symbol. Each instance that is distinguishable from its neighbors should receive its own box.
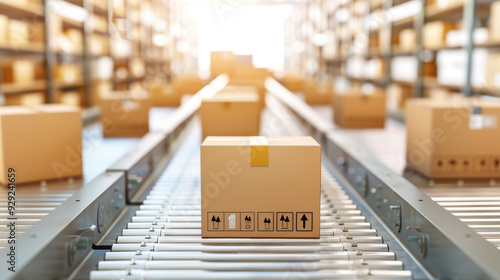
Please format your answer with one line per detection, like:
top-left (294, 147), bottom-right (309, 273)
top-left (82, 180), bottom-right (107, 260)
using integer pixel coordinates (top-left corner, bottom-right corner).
top-left (264, 218), bottom-right (271, 229)
top-left (228, 214), bottom-right (236, 229)
top-left (280, 215), bottom-right (290, 228)
top-left (211, 215), bottom-right (221, 228)
top-left (244, 215), bottom-right (252, 229)
top-left (301, 214), bottom-right (308, 229)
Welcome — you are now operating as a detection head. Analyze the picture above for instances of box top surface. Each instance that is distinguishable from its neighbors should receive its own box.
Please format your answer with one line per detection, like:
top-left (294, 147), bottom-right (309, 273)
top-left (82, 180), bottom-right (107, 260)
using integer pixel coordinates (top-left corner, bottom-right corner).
top-left (408, 98), bottom-right (500, 109)
top-left (101, 91), bottom-right (149, 100)
top-left (0, 106), bottom-right (37, 116)
top-left (220, 86), bottom-right (258, 93)
top-left (202, 136), bottom-right (320, 147)
top-left (32, 104), bottom-right (80, 114)
top-left (203, 92), bottom-right (259, 103)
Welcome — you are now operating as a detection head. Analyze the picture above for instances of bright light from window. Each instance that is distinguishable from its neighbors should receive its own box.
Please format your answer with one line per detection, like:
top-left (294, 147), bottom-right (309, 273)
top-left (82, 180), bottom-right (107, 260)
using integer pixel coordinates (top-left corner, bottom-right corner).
top-left (186, 3), bottom-right (293, 73)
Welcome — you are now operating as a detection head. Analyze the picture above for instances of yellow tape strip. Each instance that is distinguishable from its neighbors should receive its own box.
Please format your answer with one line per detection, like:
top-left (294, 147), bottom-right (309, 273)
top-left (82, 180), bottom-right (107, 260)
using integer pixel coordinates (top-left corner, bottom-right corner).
top-left (250, 136), bottom-right (268, 167)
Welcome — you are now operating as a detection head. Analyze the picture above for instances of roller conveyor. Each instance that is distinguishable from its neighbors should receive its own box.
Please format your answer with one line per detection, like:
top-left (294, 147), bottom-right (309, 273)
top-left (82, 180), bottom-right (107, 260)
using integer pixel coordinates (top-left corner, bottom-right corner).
top-left (0, 108), bottom-right (176, 249)
top-left (3, 76), bottom-right (500, 280)
top-left (313, 104), bottom-right (500, 250)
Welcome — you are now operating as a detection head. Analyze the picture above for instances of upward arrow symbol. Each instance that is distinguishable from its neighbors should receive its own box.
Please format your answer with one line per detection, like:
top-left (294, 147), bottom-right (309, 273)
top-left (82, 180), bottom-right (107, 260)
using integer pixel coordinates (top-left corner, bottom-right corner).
top-left (301, 214), bottom-right (308, 229)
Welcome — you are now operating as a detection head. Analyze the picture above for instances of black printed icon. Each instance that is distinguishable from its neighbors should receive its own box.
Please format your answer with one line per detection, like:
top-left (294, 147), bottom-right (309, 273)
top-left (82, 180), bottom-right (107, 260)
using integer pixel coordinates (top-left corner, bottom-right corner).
top-left (241, 212), bottom-right (255, 231)
top-left (208, 212), bottom-right (224, 231)
top-left (296, 212), bottom-right (313, 231)
top-left (258, 212), bottom-right (274, 231)
top-left (212, 215), bottom-right (221, 228)
top-left (277, 212), bottom-right (293, 231)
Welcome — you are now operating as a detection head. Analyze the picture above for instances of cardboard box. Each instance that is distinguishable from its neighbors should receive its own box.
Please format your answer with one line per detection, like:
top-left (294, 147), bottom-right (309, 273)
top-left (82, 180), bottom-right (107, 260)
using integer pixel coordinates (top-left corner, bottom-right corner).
top-left (303, 79), bottom-right (334, 105)
top-left (399, 29), bottom-right (416, 52)
top-left (333, 91), bottom-right (387, 128)
top-left (151, 83), bottom-right (181, 107)
top-left (172, 75), bottom-right (205, 95)
top-left (55, 64), bottom-right (81, 84)
top-left (100, 91), bottom-right (151, 137)
top-left (211, 51), bottom-right (236, 77)
top-left (387, 84), bottom-right (412, 110)
top-left (236, 55), bottom-right (253, 66)
top-left (0, 105), bottom-right (82, 185)
top-left (406, 98), bottom-right (500, 179)
top-left (491, 2), bottom-right (500, 42)
top-left (28, 20), bottom-right (45, 43)
top-left (228, 79), bottom-right (266, 108)
top-left (2, 60), bottom-right (35, 84)
top-left (488, 51), bottom-right (500, 88)
top-left (0, 15), bottom-right (8, 44)
top-left (4, 92), bottom-right (46, 106)
top-left (201, 93), bottom-right (260, 140)
top-left (9, 19), bottom-right (29, 45)
top-left (280, 74), bottom-right (305, 92)
top-left (232, 66), bottom-right (271, 81)
top-left (423, 21), bottom-right (456, 49)
top-left (201, 136), bottom-right (321, 238)
top-left (56, 91), bottom-right (82, 107)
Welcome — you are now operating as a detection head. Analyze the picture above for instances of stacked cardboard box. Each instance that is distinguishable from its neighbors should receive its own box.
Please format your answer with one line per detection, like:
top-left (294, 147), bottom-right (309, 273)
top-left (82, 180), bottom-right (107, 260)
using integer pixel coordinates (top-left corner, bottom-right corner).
top-left (333, 90), bottom-right (387, 128)
top-left (200, 92), bottom-right (260, 140)
top-left (398, 29), bottom-right (416, 52)
top-left (4, 92), bottom-right (46, 106)
top-left (491, 2), bottom-right (500, 42)
top-left (406, 98), bottom-right (500, 179)
top-left (100, 91), bottom-right (151, 137)
top-left (201, 136), bottom-right (321, 238)
top-left (0, 105), bottom-right (82, 185)
top-left (2, 60), bottom-right (35, 84)
top-left (232, 66), bottom-right (271, 81)
top-left (55, 64), bottom-right (81, 84)
top-left (423, 21), bottom-right (456, 49)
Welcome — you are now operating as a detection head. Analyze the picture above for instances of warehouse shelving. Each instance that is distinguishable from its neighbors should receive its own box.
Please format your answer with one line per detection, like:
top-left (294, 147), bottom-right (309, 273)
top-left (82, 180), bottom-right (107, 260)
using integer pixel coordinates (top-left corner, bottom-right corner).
top-left (0, 0), bottom-right (181, 109)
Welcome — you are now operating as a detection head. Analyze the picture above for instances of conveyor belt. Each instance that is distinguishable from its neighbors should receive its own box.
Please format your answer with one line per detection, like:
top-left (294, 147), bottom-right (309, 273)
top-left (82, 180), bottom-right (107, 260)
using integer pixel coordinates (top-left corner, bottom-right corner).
top-left (89, 119), bottom-right (414, 280)
top-left (313, 104), bottom-right (500, 250)
top-left (0, 108), bottom-right (176, 249)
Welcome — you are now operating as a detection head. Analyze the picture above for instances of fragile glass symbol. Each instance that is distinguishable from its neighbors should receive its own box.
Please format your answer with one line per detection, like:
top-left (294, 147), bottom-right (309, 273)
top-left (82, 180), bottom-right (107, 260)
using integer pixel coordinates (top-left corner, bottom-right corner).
top-left (228, 214), bottom-right (236, 229)
top-left (211, 215), bottom-right (221, 228)
top-left (280, 215), bottom-right (290, 228)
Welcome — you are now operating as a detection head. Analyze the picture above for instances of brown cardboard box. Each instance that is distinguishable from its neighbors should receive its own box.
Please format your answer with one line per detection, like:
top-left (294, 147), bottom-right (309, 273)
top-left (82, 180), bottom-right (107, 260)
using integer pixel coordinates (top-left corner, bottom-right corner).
top-left (172, 75), bottom-right (205, 95)
top-left (280, 74), bottom-right (305, 92)
top-left (200, 93), bottom-right (260, 140)
top-left (488, 51), bottom-right (500, 88)
top-left (0, 105), bottom-right (82, 185)
top-left (100, 91), bottom-right (151, 137)
top-left (232, 66), bottom-right (271, 81)
top-left (55, 64), bottom-right (81, 84)
top-left (399, 29), bottom-right (416, 52)
top-left (9, 19), bottom-right (29, 45)
top-left (303, 79), bottom-right (334, 105)
top-left (491, 2), bottom-right (500, 42)
top-left (0, 15), bottom-right (8, 44)
top-left (2, 60), bottom-right (35, 84)
top-left (333, 91), bottom-right (387, 128)
top-left (219, 84), bottom-right (265, 109)
top-left (28, 20), bottom-right (45, 43)
top-left (236, 55), bottom-right (253, 66)
top-left (4, 92), bottom-right (46, 106)
top-left (151, 83), bottom-right (181, 107)
top-left (423, 21), bottom-right (456, 49)
top-left (228, 79), bottom-right (266, 108)
top-left (211, 51), bottom-right (236, 77)
top-left (201, 136), bottom-right (321, 238)
top-left (387, 84), bottom-right (412, 110)
top-left (406, 98), bottom-right (500, 179)
top-left (56, 91), bottom-right (82, 107)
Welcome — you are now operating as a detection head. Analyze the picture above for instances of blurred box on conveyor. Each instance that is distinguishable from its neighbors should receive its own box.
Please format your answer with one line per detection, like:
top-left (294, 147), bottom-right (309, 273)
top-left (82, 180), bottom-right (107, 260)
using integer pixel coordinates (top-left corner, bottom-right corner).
top-left (0, 105), bottom-right (82, 185)
top-left (201, 136), bottom-right (321, 238)
top-left (406, 98), bottom-right (500, 179)
top-left (232, 65), bottom-right (271, 81)
top-left (151, 75), bottom-right (205, 107)
top-left (200, 92), bottom-right (260, 140)
top-left (279, 74), bottom-right (305, 92)
top-left (333, 90), bottom-right (387, 128)
top-left (303, 79), bottom-right (334, 105)
top-left (100, 91), bottom-right (150, 137)
top-left (220, 84), bottom-right (265, 109)
top-left (228, 79), bottom-right (266, 108)
top-left (211, 51), bottom-right (236, 77)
